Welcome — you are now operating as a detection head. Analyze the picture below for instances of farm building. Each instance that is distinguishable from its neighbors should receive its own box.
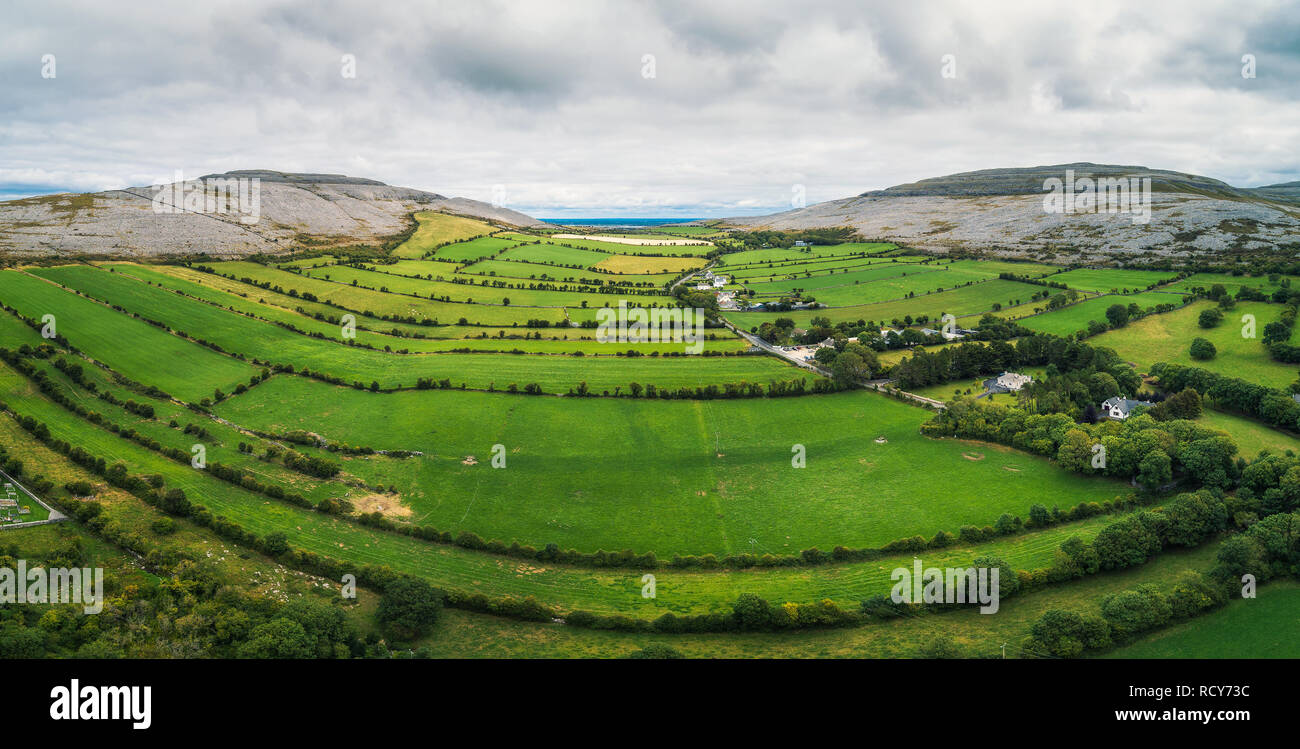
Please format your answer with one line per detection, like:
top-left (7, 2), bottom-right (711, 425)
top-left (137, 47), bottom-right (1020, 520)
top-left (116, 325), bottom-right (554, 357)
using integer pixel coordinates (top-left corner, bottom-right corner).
top-left (1100, 396), bottom-right (1154, 420)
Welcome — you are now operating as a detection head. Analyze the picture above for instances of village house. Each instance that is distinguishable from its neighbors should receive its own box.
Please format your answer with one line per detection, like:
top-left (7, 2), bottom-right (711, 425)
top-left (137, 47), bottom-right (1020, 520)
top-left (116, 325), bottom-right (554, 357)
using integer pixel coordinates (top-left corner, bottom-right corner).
top-left (983, 371), bottom-right (1033, 393)
top-left (1099, 396), bottom-right (1154, 420)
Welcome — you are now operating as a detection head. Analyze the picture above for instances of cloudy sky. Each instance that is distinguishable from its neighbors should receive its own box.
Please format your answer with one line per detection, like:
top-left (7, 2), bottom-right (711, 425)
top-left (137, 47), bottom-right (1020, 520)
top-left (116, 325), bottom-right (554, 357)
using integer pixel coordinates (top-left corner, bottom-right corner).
top-left (2, 0), bottom-right (1298, 217)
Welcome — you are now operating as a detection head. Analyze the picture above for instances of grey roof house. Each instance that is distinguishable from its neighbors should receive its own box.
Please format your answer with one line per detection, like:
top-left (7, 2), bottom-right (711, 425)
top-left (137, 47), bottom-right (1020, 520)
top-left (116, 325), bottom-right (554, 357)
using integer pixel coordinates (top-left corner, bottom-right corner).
top-left (1100, 396), bottom-right (1154, 420)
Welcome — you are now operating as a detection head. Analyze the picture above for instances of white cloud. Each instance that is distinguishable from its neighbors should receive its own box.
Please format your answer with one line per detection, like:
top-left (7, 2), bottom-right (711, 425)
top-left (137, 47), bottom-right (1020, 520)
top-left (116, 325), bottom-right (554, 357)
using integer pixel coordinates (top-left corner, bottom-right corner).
top-left (1, 0), bottom-right (1297, 215)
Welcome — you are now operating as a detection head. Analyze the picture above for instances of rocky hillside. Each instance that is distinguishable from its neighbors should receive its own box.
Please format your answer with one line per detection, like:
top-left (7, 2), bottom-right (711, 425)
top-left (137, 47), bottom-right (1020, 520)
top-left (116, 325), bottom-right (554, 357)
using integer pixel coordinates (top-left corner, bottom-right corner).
top-left (718, 163), bottom-right (1300, 261)
top-left (0, 170), bottom-right (546, 257)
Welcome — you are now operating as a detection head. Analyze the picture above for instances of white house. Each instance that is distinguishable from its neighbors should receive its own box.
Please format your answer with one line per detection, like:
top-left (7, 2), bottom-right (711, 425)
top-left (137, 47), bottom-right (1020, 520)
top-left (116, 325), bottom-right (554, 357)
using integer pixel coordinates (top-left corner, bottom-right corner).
top-left (983, 371), bottom-right (1033, 393)
top-left (1100, 396), bottom-right (1154, 420)
top-left (712, 275), bottom-right (729, 288)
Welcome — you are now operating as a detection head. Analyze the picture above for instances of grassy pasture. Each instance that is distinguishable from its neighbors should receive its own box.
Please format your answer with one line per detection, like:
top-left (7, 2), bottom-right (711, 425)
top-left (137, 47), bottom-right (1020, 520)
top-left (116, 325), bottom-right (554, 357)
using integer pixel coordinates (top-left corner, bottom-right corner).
top-left (1161, 272), bottom-right (1288, 296)
top-left (24, 265), bottom-right (799, 392)
top-left (429, 235), bottom-right (528, 262)
top-left (744, 263), bottom-right (943, 295)
top-left (302, 263), bottom-right (666, 309)
top-left (216, 377), bottom-right (1130, 557)
top-left (1048, 268), bottom-right (1180, 293)
top-left (496, 243), bottom-right (613, 267)
top-left (536, 236), bottom-right (711, 256)
top-left (593, 255), bottom-right (703, 275)
top-left (391, 211), bottom-right (497, 258)
top-left (1014, 291), bottom-right (1188, 336)
top-left (1100, 579), bottom-right (1300, 658)
top-left (1196, 410), bottom-right (1298, 460)
top-left (457, 259), bottom-right (675, 287)
top-left (751, 267), bottom-right (1003, 308)
top-left (0, 358), bottom-right (1138, 621)
top-left (206, 261), bottom-right (567, 325)
top-left (725, 256), bottom-right (931, 281)
top-left (1088, 300), bottom-right (1296, 387)
top-left (719, 244), bottom-right (895, 266)
top-left (725, 279), bottom-right (1045, 329)
top-left (0, 270), bottom-right (257, 401)
top-left (102, 263), bottom-right (589, 341)
top-left (409, 542), bottom-right (1221, 657)
top-left (941, 260), bottom-right (1064, 278)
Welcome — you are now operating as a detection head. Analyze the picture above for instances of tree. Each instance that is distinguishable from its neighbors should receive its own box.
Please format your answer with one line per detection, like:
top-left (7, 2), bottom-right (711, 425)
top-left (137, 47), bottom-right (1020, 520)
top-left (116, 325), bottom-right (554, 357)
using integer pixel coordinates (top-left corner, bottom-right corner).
top-left (831, 352), bottom-right (868, 384)
top-left (237, 618), bottom-right (316, 658)
top-left (1105, 304), bottom-right (1129, 328)
top-left (1189, 337), bottom-right (1217, 360)
top-left (1198, 308), bottom-right (1224, 329)
top-left (377, 578), bottom-right (445, 639)
top-left (1100, 584), bottom-right (1172, 639)
top-left (1028, 609), bottom-right (1111, 657)
top-left (732, 593), bottom-right (774, 630)
top-left (1137, 450), bottom-right (1172, 491)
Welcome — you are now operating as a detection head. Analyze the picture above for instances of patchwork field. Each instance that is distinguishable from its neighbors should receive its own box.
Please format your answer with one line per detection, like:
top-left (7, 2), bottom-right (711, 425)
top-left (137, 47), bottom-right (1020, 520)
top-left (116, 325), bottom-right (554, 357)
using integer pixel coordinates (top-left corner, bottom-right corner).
top-left (725, 278), bottom-right (1046, 329)
top-left (0, 243), bottom-right (1286, 661)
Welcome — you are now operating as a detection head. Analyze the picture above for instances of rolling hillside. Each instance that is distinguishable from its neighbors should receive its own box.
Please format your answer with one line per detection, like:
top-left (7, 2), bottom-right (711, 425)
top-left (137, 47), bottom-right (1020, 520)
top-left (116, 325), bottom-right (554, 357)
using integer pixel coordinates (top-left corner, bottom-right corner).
top-left (717, 163), bottom-right (1300, 261)
top-left (0, 170), bottom-right (546, 257)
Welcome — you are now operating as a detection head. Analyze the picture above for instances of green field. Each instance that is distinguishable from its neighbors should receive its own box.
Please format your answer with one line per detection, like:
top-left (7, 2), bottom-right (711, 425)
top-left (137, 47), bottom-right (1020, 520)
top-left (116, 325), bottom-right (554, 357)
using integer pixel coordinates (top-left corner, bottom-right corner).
top-left (10, 266), bottom-right (805, 392)
top-left (2, 244), bottom-right (1289, 659)
top-left (392, 211), bottom-right (498, 258)
top-left (1102, 580), bottom-right (1300, 658)
top-left (1197, 409), bottom-right (1299, 459)
top-left (1162, 272), bottom-right (1289, 296)
top-left (430, 235), bottom-right (529, 262)
top-left (1015, 291), bottom-right (1188, 336)
top-left (1049, 268), bottom-right (1180, 292)
top-left (725, 278), bottom-right (1045, 329)
top-left (0, 353), bottom-right (1147, 622)
top-left (214, 376), bottom-right (1131, 557)
top-left (1088, 300), bottom-right (1297, 387)
top-left (0, 270), bottom-right (258, 401)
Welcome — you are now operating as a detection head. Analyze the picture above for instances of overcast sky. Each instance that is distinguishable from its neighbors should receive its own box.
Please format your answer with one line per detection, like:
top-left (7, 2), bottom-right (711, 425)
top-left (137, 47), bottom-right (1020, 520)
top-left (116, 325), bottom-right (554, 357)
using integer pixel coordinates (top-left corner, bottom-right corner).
top-left (2, 0), bottom-right (1298, 217)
